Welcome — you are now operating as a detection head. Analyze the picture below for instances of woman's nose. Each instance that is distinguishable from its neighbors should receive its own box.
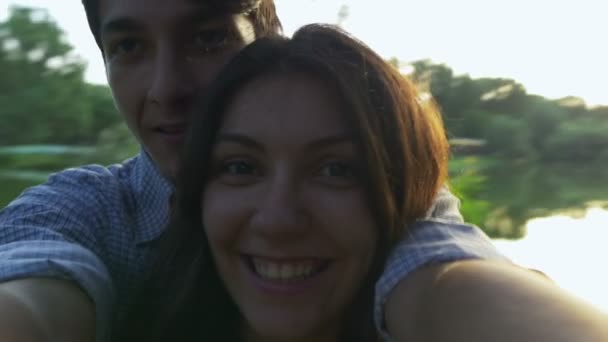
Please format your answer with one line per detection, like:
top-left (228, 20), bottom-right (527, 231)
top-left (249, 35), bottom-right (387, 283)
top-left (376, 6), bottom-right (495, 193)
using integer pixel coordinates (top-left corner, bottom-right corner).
top-left (248, 176), bottom-right (309, 238)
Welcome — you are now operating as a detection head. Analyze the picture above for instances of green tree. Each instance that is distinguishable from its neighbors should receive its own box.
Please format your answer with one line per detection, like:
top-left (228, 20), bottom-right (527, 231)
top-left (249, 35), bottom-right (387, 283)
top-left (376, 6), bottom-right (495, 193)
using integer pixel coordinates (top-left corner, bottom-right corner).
top-left (0, 6), bottom-right (119, 146)
top-left (544, 119), bottom-right (608, 162)
top-left (87, 84), bottom-right (122, 141)
top-left (336, 4), bottom-right (349, 27)
top-left (523, 97), bottom-right (567, 154)
top-left (93, 123), bottom-right (139, 164)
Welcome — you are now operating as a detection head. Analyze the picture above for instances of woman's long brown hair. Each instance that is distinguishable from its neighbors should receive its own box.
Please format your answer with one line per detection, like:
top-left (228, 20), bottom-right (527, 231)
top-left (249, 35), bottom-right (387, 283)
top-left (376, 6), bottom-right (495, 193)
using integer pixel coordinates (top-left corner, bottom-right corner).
top-left (118, 24), bottom-right (449, 342)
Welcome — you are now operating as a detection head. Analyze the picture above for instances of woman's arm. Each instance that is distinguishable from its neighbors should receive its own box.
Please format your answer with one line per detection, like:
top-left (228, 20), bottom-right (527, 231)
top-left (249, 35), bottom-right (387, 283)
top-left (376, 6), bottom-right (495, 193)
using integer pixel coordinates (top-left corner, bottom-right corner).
top-left (0, 278), bottom-right (95, 342)
top-left (386, 260), bottom-right (608, 342)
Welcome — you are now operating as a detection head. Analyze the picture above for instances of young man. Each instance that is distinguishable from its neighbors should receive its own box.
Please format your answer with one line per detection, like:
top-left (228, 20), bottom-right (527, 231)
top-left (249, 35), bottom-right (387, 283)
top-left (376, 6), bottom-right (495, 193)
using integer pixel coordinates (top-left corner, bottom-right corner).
top-left (0, 0), bottom-right (507, 341)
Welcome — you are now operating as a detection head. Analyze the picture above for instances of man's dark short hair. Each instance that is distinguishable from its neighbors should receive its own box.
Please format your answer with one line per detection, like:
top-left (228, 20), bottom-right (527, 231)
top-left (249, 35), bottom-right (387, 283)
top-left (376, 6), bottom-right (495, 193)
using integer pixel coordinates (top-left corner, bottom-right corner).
top-left (82, 0), bottom-right (282, 53)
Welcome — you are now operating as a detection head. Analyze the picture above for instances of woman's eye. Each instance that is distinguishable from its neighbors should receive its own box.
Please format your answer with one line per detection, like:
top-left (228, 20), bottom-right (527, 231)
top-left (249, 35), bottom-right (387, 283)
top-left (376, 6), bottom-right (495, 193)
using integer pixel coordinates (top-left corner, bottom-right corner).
top-left (216, 159), bottom-right (260, 186)
top-left (222, 160), bottom-right (255, 175)
top-left (319, 162), bottom-right (357, 179)
top-left (220, 160), bottom-right (259, 176)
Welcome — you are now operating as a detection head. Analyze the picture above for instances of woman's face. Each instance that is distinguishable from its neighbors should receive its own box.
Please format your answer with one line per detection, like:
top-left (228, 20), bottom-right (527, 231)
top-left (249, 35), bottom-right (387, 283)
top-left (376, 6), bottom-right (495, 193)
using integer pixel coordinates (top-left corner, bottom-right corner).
top-left (201, 73), bottom-right (377, 341)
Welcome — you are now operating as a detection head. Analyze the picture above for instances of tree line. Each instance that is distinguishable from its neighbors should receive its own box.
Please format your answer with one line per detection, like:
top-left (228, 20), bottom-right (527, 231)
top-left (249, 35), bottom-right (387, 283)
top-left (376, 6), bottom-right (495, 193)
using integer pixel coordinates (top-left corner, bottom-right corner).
top-left (404, 59), bottom-right (608, 163)
top-left (3, 6), bottom-right (607, 164)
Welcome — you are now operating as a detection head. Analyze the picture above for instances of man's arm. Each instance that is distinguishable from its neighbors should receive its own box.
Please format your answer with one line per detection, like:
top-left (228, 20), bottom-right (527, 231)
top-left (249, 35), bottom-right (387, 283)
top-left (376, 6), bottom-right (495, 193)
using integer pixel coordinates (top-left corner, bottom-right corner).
top-left (0, 167), bottom-right (119, 341)
top-left (0, 278), bottom-right (95, 342)
top-left (386, 260), bottom-right (608, 341)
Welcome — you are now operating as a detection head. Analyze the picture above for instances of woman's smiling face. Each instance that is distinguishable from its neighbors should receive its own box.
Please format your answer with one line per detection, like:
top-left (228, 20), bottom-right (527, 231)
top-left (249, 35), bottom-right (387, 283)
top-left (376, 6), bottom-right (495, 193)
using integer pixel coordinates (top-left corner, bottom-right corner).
top-left (201, 73), bottom-right (377, 341)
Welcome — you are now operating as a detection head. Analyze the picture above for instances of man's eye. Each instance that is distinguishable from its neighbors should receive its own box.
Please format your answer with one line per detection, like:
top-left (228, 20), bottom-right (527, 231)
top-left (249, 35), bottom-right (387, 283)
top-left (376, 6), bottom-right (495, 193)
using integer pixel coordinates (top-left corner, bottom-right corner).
top-left (192, 28), bottom-right (236, 52)
top-left (108, 38), bottom-right (142, 58)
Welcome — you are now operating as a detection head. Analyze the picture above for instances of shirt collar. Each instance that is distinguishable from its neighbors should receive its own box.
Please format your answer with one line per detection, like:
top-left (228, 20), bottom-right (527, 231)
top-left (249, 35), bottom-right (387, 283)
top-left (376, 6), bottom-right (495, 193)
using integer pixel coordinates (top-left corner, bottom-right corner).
top-left (131, 150), bottom-right (175, 245)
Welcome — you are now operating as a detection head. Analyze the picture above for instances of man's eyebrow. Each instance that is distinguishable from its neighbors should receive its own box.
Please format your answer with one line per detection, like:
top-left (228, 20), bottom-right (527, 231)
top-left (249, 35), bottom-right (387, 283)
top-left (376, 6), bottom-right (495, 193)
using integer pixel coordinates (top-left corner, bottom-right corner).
top-left (180, 9), bottom-right (230, 27)
top-left (215, 133), bottom-right (264, 152)
top-left (101, 17), bottom-right (143, 37)
top-left (100, 8), bottom-right (225, 37)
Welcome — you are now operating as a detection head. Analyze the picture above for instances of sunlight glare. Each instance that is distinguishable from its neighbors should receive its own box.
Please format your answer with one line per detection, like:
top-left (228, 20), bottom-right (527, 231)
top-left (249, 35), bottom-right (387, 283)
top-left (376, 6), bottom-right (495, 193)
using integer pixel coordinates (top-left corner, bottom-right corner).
top-left (494, 208), bottom-right (608, 313)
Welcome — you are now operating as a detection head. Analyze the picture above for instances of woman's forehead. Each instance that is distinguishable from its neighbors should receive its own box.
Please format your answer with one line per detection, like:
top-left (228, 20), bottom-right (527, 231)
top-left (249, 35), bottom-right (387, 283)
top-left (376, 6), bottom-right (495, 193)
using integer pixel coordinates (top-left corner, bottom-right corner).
top-left (220, 74), bottom-right (350, 142)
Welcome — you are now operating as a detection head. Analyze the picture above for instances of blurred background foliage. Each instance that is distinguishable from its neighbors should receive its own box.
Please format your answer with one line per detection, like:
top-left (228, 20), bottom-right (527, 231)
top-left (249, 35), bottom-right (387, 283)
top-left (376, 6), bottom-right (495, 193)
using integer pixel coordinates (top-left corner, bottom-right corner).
top-left (2, 6), bottom-right (608, 239)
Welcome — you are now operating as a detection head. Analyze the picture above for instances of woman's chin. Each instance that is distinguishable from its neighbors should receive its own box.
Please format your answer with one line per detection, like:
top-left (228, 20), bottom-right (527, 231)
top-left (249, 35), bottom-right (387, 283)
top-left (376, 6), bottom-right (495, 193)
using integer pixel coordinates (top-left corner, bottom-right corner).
top-left (244, 315), bottom-right (335, 342)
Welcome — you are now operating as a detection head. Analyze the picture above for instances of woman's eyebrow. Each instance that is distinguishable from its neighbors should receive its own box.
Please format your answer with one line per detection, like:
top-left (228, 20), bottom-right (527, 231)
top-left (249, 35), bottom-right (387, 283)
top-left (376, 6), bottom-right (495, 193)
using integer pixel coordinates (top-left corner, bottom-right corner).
top-left (215, 133), bottom-right (265, 152)
top-left (304, 134), bottom-right (354, 152)
top-left (214, 133), bottom-right (353, 153)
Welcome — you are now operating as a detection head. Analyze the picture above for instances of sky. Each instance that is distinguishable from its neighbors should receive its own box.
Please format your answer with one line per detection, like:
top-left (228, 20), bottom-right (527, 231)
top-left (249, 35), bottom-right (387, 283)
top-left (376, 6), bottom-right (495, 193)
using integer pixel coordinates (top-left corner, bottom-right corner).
top-left (2, 0), bottom-right (607, 106)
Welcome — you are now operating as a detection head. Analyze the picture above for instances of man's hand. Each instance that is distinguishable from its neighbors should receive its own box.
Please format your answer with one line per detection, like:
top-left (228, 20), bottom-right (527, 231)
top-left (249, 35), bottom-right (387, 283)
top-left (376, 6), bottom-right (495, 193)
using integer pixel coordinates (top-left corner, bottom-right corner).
top-left (0, 278), bottom-right (95, 342)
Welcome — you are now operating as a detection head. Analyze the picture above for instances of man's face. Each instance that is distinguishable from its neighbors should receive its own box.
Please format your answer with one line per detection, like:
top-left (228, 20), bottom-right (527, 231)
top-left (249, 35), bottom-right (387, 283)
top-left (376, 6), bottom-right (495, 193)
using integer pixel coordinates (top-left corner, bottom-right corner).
top-left (98, 0), bottom-right (256, 179)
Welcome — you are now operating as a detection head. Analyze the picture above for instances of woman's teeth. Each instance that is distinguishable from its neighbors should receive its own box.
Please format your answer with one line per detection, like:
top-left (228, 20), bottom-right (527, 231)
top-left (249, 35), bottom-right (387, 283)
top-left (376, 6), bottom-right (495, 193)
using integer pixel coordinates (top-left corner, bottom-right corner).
top-left (251, 257), bottom-right (325, 281)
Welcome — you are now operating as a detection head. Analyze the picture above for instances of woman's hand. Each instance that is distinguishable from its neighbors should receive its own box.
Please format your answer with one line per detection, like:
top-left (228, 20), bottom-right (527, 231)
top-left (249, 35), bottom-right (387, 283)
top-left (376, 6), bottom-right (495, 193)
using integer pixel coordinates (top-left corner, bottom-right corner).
top-left (386, 260), bottom-right (608, 342)
top-left (0, 278), bottom-right (95, 342)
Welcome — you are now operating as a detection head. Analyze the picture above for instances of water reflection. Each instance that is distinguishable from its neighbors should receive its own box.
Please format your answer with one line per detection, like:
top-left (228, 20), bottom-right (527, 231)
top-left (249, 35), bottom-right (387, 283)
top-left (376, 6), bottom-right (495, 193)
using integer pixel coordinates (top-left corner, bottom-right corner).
top-left (494, 207), bottom-right (608, 313)
top-left (451, 157), bottom-right (608, 239)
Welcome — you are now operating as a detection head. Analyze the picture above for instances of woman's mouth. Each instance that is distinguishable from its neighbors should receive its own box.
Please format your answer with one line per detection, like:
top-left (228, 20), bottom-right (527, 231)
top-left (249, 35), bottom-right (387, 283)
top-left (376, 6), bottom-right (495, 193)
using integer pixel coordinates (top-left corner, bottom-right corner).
top-left (244, 255), bottom-right (330, 282)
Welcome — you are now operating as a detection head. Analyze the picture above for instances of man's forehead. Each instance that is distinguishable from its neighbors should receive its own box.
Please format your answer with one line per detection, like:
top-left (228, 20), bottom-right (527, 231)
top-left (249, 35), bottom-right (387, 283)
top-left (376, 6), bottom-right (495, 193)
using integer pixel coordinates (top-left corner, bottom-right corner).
top-left (98, 0), bottom-right (259, 19)
top-left (98, 0), bottom-right (258, 33)
top-left (201, 0), bottom-right (261, 14)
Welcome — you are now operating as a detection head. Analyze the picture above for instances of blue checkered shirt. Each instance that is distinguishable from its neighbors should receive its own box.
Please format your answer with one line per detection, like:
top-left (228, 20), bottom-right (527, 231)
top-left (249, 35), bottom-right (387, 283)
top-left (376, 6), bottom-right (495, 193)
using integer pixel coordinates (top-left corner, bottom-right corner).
top-left (0, 151), bottom-right (505, 341)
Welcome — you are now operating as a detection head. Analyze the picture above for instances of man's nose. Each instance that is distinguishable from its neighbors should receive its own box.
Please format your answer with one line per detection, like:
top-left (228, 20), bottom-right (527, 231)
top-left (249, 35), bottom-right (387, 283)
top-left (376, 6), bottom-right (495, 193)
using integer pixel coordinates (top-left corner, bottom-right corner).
top-left (147, 47), bottom-right (196, 108)
top-left (249, 177), bottom-right (309, 239)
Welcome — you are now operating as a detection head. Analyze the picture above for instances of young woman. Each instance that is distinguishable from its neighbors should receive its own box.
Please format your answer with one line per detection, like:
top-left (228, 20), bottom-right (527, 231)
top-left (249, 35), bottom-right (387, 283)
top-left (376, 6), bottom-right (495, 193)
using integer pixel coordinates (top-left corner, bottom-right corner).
top-left (120, 24), bottom-right (608, 342)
